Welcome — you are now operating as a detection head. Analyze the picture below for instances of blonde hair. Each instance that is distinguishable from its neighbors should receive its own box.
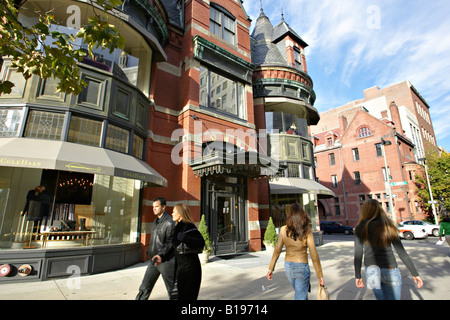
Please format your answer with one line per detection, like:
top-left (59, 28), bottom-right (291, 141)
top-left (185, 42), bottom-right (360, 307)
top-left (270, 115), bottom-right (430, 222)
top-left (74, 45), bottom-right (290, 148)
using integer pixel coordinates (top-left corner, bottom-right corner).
top-left (174, 203), bottom-right (194, 224)
top-left (358, 199), bottom-right (399, 248)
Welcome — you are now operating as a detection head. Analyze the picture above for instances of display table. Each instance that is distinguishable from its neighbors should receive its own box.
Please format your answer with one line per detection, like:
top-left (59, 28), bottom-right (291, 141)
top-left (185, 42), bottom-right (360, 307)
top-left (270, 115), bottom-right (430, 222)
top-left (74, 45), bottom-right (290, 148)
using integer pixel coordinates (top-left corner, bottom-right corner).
top-left (41, 231), bottom-right (96, 248)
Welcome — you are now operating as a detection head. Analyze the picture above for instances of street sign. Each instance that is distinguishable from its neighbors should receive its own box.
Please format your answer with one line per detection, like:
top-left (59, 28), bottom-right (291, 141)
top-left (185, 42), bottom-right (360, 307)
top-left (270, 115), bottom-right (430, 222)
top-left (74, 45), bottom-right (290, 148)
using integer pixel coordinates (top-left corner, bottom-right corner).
top-left (428, 201), bottom-right (438, 204)
top-left (391, 181), bottom-right (407, 186)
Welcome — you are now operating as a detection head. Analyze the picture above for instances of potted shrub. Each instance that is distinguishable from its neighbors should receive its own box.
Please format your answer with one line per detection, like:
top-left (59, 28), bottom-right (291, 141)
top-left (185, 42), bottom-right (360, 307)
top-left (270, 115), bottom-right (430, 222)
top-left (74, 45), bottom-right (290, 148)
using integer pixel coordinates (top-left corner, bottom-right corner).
top-left (198, 214), bottom-right (212, 264)
top-left (264, 217), bottom-right (278, 254)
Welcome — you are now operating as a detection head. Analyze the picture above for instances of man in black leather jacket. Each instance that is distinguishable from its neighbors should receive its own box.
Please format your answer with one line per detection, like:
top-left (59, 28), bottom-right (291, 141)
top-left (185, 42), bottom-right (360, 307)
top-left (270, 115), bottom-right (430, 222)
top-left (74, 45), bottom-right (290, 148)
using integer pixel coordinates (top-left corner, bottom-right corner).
top-left (136, 197), bottom-right (177, 300)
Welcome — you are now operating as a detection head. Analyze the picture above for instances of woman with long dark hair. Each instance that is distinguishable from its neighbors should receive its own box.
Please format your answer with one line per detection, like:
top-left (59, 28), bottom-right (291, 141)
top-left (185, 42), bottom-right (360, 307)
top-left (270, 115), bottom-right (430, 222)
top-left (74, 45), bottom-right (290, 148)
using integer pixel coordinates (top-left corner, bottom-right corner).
top-left (153, 203), bottom-right (204, 300)
top-left (354, 199), bottom-right (423, 300)
top-left (266, 204), bottom-right (324, 300)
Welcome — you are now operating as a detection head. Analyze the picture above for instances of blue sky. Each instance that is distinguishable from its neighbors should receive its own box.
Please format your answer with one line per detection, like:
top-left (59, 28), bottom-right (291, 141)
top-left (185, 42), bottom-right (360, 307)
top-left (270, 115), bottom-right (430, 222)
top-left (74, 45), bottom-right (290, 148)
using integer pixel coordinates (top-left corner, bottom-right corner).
top-left (242, 0), bottom-right (450, 152)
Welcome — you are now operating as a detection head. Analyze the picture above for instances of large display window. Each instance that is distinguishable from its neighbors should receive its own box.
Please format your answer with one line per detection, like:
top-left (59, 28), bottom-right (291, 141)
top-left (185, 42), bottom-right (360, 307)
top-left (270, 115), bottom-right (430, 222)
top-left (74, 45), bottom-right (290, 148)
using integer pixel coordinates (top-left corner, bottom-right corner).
top-left (0, 167), bottom-right (141, 250)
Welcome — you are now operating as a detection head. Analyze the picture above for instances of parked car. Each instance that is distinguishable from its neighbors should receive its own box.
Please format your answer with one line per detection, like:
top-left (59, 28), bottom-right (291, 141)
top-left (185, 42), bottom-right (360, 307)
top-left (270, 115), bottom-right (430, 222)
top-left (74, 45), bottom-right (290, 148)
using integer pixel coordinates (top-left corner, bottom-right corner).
top-left (400, 220), bottom-right (440, 237)
top-left (398, 223), bottom-right (428, 240)
top-left (320, 221), bottom-right (354, 235)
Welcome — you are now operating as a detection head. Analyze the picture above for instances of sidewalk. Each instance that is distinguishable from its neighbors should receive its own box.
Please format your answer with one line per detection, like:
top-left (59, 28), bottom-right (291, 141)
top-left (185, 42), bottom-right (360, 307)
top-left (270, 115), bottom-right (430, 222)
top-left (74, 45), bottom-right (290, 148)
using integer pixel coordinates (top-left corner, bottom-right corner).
top-left (0, 239), bottom-right (449, 300)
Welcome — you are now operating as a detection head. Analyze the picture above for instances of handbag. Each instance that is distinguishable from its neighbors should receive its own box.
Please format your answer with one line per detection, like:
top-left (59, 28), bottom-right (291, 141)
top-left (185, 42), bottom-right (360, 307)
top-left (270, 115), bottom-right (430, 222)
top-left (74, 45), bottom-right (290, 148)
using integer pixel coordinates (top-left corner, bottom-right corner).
top-left (176, 226), bottom-right (203, 255)
top-left (317, 284), bottom-right (329, 300)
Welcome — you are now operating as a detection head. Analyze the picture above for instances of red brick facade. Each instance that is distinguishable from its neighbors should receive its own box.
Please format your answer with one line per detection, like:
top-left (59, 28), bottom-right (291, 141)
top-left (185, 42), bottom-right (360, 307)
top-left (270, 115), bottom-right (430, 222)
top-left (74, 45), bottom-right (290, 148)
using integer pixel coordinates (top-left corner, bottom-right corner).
top-left (312, 82), bottom-right (438, 227)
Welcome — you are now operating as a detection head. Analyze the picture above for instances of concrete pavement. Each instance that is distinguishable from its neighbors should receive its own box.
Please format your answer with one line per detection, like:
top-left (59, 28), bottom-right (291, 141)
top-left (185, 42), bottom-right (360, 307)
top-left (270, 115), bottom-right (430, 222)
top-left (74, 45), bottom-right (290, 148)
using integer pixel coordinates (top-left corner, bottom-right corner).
top-left (0, 236), bottom-right (449, 301)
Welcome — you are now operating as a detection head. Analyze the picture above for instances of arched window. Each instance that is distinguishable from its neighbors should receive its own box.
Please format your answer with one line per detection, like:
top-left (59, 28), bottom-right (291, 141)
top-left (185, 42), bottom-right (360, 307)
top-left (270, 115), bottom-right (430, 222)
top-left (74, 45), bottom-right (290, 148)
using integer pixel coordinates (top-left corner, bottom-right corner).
top-left (358, 126), bottom-right (371, 138)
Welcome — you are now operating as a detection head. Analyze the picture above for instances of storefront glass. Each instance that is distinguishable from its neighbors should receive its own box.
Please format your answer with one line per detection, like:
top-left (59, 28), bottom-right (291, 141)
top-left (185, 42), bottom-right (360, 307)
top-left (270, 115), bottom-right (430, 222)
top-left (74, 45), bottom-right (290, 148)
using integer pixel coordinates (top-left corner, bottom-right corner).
top-left (0, 167), bottom-right (141, 250)
top-left (270, 193), bottom-right (318, 231)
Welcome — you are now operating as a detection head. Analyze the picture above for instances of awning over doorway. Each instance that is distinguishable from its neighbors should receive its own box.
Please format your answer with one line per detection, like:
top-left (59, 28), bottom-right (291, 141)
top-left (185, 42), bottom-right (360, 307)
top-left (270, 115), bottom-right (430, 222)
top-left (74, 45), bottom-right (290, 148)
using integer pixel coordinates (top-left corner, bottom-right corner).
top-left (0, 138), bottom-right (167, 187)
top-left (269, 177), bottom-right (335, 199)
top-left (190, 149), bottom-right (282, 179)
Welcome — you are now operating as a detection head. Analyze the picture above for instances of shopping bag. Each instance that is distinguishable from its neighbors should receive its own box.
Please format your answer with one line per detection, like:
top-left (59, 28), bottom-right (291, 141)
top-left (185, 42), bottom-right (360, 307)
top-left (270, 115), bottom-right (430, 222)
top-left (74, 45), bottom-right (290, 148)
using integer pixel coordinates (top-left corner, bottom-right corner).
top-left (317, 284), bottom-right (329, 300)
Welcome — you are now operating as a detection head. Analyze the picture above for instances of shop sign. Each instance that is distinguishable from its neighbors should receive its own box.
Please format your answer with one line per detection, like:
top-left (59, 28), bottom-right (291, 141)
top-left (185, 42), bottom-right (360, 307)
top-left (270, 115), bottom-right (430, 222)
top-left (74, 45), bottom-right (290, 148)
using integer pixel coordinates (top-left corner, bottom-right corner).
top-left (0, 157), bottom-right (42, 167)
top-left (122, 170), bottom-right (147, 180)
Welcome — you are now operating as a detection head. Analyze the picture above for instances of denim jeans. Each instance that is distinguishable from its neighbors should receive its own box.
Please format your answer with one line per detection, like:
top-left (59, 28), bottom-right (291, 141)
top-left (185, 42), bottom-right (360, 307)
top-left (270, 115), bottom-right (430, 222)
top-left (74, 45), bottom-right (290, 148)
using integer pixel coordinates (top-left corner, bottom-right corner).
top-left (284, 262), bottom-right (310, 300)
top-left (365, 265), bottom-right (402, 300)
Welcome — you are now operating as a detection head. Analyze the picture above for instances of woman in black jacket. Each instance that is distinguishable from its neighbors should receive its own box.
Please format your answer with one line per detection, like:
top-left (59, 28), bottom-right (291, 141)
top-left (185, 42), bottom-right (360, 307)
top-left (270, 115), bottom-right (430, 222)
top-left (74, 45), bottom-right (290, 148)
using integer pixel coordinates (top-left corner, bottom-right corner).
top-left (154, 203), bottom-right (205, 300)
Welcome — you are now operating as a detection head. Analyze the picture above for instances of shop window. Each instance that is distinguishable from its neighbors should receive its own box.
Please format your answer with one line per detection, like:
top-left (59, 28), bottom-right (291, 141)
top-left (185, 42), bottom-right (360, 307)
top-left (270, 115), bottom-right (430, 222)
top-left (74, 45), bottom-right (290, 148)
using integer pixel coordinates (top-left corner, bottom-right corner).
top-left (24, 110), bottom-right (65, 140)
top-left (0, 167), bottom-right (141, 249)
top-left (68, 116), bottom-right (102, 147)
top-left (0, 108), bottom-right (25, 137)
top-left (199, 65), bottom-right (246, 120)
top-left (105, 124), bottom-right (130, 154)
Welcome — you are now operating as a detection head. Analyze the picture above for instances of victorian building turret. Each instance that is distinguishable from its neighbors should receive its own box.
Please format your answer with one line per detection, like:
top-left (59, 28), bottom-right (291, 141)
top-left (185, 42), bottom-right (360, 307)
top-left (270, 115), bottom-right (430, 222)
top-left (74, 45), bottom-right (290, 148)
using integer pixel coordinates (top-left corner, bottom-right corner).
top-left (251, 8), bottom-right (334, 233)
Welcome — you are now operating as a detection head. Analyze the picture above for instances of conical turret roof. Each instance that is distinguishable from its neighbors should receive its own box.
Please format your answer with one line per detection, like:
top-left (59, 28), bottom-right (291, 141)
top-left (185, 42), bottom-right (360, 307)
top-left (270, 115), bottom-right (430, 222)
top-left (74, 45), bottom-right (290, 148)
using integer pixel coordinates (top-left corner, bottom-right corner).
top-left (251, 9), bottom-right (286, 66)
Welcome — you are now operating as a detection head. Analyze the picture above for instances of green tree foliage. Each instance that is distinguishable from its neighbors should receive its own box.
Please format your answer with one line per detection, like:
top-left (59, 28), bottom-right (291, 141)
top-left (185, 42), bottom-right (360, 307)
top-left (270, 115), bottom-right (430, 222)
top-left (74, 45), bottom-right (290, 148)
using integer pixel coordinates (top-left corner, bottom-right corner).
top-left (198, 214), bottom-right (212, 253)
top-left (264, 217), bottom-right (278, 246)
top-left (0, 0), bottom-right (125, 95)
top-left (415, 151), bottom-right (450, 220)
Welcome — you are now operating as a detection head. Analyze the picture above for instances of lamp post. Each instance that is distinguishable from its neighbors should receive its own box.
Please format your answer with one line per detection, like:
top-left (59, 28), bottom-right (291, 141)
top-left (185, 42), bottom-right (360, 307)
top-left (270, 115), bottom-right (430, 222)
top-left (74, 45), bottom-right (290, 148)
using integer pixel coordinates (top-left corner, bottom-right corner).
top-left (381, 138), bottom-right (395, 222)
top-left (418, 157), bottom-right (438, 225)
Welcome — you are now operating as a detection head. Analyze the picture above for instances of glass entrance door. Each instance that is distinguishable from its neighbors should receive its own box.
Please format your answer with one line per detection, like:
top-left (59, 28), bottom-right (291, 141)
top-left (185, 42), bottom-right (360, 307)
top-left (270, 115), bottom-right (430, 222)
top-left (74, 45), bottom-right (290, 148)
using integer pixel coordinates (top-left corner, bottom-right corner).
top-left (203, 175), bottom-right (247, 255)
top-left (215, 193), bottom-right (235, 251)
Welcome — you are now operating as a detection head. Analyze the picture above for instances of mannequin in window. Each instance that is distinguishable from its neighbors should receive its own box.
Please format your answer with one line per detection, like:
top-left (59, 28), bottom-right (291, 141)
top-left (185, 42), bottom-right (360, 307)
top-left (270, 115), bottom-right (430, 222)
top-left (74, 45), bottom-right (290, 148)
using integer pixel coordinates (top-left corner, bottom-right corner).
top-left (21, 186), bottom-right (51, 233)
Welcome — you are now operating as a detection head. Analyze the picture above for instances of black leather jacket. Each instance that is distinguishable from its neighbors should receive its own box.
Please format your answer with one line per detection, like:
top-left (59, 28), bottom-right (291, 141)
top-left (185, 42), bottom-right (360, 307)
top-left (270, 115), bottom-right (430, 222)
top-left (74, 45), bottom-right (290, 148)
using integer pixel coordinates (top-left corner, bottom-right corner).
top-left (147, 212), bottom-right (175, 260)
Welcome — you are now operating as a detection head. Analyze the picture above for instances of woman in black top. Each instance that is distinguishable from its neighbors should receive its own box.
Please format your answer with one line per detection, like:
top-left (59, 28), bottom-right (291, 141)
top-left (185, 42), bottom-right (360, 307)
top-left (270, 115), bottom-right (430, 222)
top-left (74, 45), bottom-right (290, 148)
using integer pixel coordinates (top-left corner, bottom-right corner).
top-left (354, 199), bottom-right (423, 300)
top-left (154, 203), bottom-right (205, 300)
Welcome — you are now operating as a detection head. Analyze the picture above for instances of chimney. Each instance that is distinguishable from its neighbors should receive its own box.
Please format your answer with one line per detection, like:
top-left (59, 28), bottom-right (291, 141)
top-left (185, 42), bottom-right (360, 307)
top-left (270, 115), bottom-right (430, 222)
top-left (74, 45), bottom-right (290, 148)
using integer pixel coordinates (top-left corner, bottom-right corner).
top-left (389, 101), bottom-right (404, 134)
top-left (339, 115), bottom-right (348, 131)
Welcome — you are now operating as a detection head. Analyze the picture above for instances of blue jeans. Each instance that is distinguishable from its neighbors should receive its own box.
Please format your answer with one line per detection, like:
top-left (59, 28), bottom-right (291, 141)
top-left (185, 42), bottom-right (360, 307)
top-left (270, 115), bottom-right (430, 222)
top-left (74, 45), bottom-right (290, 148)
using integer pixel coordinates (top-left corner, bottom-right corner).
top-left (365, 266), bottom-right (402, 300)
top-left (284, 262), bottom-right (310, 300)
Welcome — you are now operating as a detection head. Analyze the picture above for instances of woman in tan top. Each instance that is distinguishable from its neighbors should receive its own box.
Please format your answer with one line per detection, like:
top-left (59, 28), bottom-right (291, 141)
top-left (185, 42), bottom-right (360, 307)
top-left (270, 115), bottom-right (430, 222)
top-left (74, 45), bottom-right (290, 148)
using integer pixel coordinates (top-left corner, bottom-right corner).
top-left (266, 204), bottom-right (324, 300)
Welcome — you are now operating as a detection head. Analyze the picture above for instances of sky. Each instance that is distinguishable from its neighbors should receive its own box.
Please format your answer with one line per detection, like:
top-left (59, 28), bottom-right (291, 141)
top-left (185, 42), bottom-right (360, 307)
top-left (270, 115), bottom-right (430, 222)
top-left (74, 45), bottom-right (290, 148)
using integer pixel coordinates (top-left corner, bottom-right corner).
top-left (242, 0), bottom-right (450, 152)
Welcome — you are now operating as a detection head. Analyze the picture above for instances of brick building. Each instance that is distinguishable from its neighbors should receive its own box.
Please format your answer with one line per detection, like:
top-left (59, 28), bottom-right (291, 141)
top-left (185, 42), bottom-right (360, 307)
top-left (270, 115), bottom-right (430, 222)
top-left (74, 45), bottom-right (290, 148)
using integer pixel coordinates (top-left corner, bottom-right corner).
top-left (311, 81), bottom-right (440, 226)
top-left (144, 3), bottom-right (333, 256)
top-left (0, 0), bottom-right (333, 281)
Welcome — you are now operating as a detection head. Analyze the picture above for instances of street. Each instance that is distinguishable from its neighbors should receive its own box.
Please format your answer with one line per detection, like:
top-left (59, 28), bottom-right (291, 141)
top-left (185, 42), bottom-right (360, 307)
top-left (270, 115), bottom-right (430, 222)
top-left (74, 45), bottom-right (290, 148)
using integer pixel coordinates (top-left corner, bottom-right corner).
top-left (0, 233), bottom-right (448, 301)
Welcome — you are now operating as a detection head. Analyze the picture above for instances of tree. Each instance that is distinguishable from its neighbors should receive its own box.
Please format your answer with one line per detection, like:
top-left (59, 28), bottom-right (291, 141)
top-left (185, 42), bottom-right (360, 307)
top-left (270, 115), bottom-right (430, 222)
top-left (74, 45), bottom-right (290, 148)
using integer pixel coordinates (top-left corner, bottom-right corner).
top-left (198, 214), bottom-right (212, 253)
top-left (264, 217), bottom-right (278, 246)
top-left (0, 0), bottom-right (125, 96)
top-left (415, 151), bottom-right (450, 221)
